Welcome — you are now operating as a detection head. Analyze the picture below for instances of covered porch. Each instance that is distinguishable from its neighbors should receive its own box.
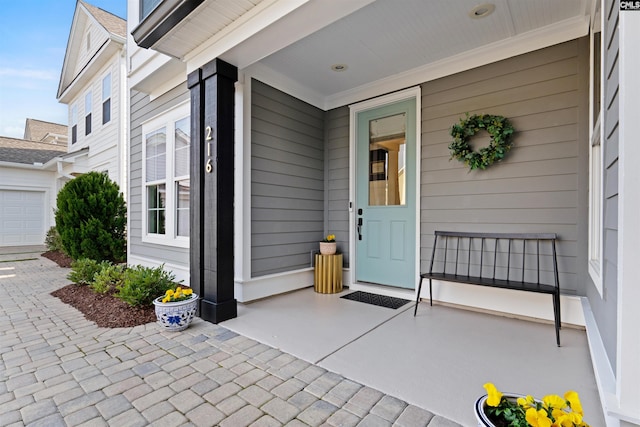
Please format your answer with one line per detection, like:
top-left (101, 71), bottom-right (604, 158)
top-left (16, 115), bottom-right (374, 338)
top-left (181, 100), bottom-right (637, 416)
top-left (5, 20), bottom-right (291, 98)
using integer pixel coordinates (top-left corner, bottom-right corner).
top-left (221, 287), bottom-right (605, 426)
top-left (127, 0), bottom-right (640, 424)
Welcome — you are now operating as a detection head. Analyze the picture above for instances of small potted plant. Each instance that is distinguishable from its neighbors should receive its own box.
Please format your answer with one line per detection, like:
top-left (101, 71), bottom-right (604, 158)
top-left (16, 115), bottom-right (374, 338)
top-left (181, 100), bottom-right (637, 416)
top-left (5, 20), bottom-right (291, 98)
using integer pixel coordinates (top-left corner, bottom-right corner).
top-left (153, 286), bottom-right (198, 331)
top-left (319, 234), bottom-right (337, 255)
top-left (476, 383), bottom-right (590, 427)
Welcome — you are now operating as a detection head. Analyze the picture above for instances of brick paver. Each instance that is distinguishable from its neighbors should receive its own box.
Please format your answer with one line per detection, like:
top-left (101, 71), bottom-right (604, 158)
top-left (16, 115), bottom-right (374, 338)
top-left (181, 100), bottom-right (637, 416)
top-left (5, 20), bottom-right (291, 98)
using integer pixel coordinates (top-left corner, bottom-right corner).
top-left (0, 250), bottom-right (461, 426)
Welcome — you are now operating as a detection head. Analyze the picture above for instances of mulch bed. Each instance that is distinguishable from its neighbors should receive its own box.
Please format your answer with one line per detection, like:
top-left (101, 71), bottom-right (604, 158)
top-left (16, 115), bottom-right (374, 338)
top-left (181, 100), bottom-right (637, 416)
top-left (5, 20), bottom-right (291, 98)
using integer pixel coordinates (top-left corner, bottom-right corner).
top-left (45, 250), bottom-right (157, 328)
top-left (51, 285), bottom-right (157, 328)
top-left (42, 250), bottom-right (74, 268)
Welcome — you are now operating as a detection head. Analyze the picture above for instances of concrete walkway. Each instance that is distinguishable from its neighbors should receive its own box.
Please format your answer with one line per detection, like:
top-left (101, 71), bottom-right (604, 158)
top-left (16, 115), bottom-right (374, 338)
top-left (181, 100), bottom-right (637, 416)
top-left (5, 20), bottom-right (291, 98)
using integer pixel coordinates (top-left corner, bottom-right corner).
top-left (0, 249), bottom-right (460, 427)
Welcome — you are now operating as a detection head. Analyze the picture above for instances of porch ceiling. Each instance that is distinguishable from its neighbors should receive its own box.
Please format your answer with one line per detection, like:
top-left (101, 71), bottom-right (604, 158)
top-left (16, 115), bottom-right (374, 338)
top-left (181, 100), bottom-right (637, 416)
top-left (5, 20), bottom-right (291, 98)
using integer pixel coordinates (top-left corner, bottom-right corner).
top-left (142, 0), bottom-right (590, 107)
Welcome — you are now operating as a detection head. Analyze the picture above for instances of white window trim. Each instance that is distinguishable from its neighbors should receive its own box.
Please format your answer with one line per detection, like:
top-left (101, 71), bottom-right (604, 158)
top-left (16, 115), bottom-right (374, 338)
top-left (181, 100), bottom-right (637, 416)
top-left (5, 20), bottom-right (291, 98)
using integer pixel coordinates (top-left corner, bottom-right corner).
top-left (85, 90), bottom-right (92, 136)
top-left (102, 72), bottom-right (112, 126)
top-left (71, 103), bottom-right (78, 144)
top-left (587, 12), bottom-right (604, 296)
top-left (141, 101), bottom-right (190, 248)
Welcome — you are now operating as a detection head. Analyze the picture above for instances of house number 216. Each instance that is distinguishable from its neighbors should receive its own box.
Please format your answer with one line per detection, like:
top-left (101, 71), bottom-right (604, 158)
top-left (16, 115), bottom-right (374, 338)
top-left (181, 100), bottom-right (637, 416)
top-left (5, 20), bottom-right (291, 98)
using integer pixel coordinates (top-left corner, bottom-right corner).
top-left (205, 126), bottom-right (213, 173)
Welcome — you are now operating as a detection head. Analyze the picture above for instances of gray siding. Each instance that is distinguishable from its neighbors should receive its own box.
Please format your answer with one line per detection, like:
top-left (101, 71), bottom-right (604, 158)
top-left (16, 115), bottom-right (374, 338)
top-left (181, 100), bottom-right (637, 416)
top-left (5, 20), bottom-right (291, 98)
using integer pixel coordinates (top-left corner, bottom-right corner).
top-left (587, 0), bottom-right (619, 372)
top-left (326, 106), bottom-right (350, 267)
top-left (129, 84), bottom-right (190, 264)
top-left (420, 38), bottom-right (590, 296)
top-left (251, 80), bottom-right (325, 277)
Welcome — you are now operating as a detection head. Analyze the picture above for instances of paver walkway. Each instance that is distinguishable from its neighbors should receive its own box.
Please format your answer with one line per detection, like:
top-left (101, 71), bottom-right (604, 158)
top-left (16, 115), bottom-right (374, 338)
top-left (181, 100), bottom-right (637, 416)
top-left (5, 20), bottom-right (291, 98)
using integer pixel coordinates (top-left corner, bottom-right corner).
top-left (0, 250), bottom-right (461, 427)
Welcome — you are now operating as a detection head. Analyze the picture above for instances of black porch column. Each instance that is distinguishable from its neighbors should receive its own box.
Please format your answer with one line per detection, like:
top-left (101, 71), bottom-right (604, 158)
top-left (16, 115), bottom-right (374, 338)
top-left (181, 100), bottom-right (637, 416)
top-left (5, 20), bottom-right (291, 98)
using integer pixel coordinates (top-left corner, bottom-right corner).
top-left (188, 58), bottom-right (238, 323)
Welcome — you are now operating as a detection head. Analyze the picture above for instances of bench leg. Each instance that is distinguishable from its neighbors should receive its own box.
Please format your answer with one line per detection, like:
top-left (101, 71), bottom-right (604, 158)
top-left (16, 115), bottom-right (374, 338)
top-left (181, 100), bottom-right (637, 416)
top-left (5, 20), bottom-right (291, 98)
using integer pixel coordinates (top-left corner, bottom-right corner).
top-left (429, 278), bottom-right (433, 306)
top-left (553, 292), bottom-right (561, 346)
top-left (414, 276), bottom-right (423, 316)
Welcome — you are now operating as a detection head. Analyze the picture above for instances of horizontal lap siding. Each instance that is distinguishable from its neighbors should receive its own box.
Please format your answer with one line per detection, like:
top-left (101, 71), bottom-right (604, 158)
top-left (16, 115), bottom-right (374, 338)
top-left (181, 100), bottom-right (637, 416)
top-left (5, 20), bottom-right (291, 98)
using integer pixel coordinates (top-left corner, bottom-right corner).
top-left (129, 85), bottom-right (190, 265)
top-left (251, 80), bottom-right (325, 277)
top-left (326, 107), bottom-right (350, 267)
top-left (421, 39), bottom-right (589, 296)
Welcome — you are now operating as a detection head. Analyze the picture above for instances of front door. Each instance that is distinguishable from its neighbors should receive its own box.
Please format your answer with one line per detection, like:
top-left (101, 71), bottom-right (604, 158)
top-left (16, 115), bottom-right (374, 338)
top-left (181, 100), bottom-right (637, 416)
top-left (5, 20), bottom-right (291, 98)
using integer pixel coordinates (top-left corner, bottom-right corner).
top-left (355, 97), bottom-right (416, 289)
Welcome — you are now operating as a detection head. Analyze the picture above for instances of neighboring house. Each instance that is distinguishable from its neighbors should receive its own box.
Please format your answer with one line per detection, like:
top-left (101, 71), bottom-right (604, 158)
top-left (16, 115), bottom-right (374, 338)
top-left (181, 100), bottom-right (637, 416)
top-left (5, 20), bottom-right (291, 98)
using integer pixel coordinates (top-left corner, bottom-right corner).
top-left (57, 1), bottom-right (127, 195)
top-left (0, 121), bottom-right (67, 246)
top-left (128, 1), bottom-right (639, 424)
top-left (23, 119), bottom-right (68, 145)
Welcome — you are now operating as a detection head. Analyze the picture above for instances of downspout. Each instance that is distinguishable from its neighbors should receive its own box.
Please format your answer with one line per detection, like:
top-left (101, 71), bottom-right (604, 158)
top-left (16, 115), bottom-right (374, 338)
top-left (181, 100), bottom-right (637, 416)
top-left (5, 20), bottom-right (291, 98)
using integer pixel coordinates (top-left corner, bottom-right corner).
top-left (119, 47), bottom-right (128, 201)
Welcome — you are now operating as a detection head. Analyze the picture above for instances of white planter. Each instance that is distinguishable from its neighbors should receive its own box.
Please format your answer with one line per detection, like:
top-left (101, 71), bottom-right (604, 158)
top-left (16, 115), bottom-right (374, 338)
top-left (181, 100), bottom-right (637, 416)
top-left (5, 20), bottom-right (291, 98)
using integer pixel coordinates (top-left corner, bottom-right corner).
top-left (319, 242), bottom-right (337, 255)
top-left (475, 393), bottom-right (527, 426)
top-left (153, 294), bottom-right (198, 332)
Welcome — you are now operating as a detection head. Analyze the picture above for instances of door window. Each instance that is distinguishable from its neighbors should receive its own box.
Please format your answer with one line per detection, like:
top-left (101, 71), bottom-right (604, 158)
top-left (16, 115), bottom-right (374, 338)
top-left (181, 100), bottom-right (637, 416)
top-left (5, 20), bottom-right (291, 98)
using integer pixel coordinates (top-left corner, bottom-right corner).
top-left (368, 113), bottom-right (406, 206)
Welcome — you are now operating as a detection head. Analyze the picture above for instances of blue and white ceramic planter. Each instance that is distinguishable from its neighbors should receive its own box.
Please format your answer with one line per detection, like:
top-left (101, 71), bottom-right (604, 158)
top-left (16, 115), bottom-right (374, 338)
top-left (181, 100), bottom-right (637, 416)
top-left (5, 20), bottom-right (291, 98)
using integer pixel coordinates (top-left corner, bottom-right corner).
top-left (153, 294), bottom-right (198, 332)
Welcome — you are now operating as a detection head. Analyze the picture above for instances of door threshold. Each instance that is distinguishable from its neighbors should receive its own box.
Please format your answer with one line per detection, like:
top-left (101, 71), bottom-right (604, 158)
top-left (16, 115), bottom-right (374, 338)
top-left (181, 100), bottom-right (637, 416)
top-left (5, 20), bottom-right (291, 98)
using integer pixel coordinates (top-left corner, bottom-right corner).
top-left (349, 281), bottom-right (416, 301)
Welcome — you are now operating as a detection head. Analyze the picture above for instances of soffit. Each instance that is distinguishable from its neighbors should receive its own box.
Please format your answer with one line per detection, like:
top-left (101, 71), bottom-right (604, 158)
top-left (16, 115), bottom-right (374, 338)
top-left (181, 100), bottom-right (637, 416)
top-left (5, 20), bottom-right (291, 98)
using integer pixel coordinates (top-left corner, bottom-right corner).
top-left (255, 0), bottom-right (589, 101)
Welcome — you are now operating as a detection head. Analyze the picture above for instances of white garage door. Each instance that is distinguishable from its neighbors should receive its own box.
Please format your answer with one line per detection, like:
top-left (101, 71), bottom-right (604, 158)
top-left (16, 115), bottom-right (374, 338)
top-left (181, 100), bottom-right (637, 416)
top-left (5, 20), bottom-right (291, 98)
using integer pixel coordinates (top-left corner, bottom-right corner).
top-left (0, 190), bottom-right (46, 246)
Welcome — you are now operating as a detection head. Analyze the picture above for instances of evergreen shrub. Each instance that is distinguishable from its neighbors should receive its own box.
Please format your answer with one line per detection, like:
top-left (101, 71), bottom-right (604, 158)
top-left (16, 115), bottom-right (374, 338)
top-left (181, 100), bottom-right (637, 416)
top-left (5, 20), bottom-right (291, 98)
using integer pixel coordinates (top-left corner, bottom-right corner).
top-left (55, 172), bottom-right (126, 262)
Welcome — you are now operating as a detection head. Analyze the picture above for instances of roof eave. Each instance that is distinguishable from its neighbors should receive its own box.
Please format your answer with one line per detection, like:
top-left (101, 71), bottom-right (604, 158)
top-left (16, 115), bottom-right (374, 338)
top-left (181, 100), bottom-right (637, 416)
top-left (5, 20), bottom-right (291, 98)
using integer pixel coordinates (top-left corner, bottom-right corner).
top-left (132, 0), bottom-right (205, 51)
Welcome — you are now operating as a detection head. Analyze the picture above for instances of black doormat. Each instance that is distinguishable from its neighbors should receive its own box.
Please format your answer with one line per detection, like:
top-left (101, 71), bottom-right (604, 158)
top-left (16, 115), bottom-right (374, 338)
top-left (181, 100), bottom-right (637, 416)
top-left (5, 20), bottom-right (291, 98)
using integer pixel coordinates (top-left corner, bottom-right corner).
top-left (340, 291), bottom-right (410, 309)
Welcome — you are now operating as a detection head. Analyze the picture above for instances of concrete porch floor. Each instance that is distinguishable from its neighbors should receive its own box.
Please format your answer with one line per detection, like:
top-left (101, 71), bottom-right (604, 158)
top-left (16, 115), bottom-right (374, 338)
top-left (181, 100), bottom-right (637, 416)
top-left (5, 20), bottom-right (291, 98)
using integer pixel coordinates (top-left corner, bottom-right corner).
top-left (222, 287), bottom-right (605, 427)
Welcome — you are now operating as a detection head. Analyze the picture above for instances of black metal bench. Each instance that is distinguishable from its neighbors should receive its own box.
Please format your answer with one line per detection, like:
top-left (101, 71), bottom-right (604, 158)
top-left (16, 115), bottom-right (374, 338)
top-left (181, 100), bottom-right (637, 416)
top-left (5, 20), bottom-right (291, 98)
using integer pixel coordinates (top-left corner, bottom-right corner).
top-left (414, 231), bottom-right (561, 346)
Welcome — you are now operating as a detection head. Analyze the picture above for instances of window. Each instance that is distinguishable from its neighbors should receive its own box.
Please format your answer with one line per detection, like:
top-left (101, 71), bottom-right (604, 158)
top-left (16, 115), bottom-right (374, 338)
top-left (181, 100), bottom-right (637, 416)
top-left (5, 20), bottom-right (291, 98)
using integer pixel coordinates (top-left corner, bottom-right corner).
top-left (102, 73), bottom-right (111, 125)
top-left (588, 25), bottom-right (603, 293)
top-left (71, 104), bottom-right (77, 144)
top-left (140, 0), bottom-right (162, 20)
top-left (85, 91), bottom-right (92, 135)
top-left (142, 103), bottom-right (190, 245)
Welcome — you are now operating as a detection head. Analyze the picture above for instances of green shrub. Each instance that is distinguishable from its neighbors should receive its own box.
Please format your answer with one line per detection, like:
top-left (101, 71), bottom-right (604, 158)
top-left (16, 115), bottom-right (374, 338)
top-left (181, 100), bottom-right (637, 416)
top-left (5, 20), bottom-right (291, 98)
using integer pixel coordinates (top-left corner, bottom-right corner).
top-left (91, 264), bottom-right (126, 294)
top-left (116, 264), bottom-right (177, 307)
top-left (68, 258), bottom-right (111, 286)
top-left (55, 171), bottom-right (126, 262)
top-left (44, 226), bottom-right (66, 253)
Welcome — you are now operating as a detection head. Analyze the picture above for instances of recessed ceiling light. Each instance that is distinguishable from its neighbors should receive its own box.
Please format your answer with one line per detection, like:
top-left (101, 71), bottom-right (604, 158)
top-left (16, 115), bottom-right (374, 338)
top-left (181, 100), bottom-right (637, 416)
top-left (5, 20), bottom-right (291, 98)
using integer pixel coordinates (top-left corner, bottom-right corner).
top-left (331, 64), bottom-right (348, 72)
top-left (469, 3), bottom-right (495, 19)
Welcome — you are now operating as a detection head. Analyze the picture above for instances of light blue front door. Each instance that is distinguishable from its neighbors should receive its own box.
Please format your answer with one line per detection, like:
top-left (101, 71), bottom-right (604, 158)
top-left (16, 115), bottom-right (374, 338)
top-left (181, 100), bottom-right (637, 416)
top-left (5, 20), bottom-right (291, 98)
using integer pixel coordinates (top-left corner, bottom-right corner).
top-left (355, 98), bottom-right (416, 289)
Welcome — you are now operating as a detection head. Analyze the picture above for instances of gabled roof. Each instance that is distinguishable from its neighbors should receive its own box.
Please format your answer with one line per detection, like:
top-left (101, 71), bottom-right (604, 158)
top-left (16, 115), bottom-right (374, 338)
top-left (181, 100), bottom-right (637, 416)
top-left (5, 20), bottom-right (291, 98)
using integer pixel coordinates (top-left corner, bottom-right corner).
top-left (23, 119), bottom-right (68, 142)
top-left (81, 1), bottom-right (126, 39)
top-left (0, 137), bottom-right (67, 166)
top-left (57, 1), bottom-right (126, 102)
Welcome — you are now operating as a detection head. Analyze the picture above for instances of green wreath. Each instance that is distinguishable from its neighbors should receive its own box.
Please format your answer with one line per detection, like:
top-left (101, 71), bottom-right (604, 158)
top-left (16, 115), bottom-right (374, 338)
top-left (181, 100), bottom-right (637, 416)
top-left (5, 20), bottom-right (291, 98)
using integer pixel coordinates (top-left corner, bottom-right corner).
top-left (448, 114), bottom-right (515, 170)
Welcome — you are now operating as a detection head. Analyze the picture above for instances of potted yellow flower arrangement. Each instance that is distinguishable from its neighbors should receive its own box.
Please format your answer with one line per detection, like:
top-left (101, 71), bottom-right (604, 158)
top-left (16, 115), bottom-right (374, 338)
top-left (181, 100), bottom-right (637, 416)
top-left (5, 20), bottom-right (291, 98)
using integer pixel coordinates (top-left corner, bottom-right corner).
top-left (476, 383), bottom-right (590, 427)
top-left (320, 234), bottom-right (337, 255)
top-left (152, 286), bottom-right (198, 331)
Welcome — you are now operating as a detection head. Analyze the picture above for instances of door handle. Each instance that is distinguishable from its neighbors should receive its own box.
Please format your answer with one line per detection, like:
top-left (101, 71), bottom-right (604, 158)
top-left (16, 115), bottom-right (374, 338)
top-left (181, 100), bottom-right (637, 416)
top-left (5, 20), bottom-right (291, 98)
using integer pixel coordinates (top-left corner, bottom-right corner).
top-left (357, 217), bottom-right (363, 240)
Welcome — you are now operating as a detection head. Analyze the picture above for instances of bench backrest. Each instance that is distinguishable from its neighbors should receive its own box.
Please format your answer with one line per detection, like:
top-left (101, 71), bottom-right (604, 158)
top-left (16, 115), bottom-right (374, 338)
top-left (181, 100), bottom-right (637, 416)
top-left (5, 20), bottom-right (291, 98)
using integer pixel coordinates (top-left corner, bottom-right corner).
top-left (429, 231), bottom-right (559, 288)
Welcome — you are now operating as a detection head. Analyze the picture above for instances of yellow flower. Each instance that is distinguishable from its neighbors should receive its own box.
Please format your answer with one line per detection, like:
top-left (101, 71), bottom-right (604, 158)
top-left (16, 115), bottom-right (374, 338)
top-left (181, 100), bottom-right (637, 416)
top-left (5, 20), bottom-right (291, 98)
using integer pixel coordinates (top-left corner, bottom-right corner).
top-left (166, 289), bottom-right (174, 296)
top-left (554, 410), bottom-right (584, 427)
top-left (517, 395), bottom-right (536, 410)
top-left (162, 296), bottom-right (170, 303)
top-left (526, 408), bottom-right (552, 427)
top-left (483, 383), bottom-right (503, 407)
top-left (564, 390), bottom-right (583, 415)
top-left (183, 288), bottom-right (193, 295)
top-left (543, 394), bottom-right (567, 411)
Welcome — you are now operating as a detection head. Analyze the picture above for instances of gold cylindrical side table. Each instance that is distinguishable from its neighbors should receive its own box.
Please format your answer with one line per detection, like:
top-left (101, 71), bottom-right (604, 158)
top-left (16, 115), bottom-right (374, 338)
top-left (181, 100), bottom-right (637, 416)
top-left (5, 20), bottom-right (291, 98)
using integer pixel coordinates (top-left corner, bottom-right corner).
top-left (314, 253), bottom-right (343, 293)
